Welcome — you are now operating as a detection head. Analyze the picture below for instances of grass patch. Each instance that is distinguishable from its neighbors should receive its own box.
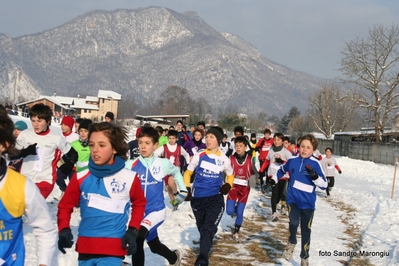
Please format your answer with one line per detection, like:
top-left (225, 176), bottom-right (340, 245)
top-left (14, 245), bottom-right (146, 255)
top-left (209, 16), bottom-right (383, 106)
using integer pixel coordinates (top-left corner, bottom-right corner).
top-left (183, 193), bottom-right (291, 265)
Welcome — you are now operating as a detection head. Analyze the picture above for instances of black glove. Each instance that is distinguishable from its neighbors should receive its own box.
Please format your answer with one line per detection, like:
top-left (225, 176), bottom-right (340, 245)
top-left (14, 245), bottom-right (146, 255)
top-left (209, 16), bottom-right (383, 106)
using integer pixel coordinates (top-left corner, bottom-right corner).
top-left (305, 164), bottom-right (318, 180)
top-left (59, 158), bottom-right (74, 174)
top-left (339, 170), bottom-right (342, 174)
top-left (19, 143), bottom-right (37, 158)
top-left (265, 178), bottom-right (276, 188)
top-left (185, 187), bottom-right (192, 201)
top-left (220, 183), bottom-right (231, 195)
top-left (275, 157), bottom-right (284, 164)
top-left (122, 227), bottom-right (138, 255)
top-left (58, 228), bottom-right (74, 254)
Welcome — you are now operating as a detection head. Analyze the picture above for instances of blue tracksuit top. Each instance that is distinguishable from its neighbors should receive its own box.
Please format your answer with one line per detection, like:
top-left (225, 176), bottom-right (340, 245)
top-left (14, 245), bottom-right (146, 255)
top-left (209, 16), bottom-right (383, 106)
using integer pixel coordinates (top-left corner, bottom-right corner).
top-left (126, 156), bottom-right (185, 213)
top-left (275, 155), bottom-right (327, 210)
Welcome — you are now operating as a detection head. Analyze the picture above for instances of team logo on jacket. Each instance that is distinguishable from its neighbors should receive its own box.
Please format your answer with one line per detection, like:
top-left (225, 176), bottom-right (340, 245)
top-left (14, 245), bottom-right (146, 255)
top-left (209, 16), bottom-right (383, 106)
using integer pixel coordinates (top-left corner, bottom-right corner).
top-left (110, 178), bottom-right (127, 193)
top-left (152, 166), bottom-right (161, 175)
top-left (216, 159), bottom-right (223, 167)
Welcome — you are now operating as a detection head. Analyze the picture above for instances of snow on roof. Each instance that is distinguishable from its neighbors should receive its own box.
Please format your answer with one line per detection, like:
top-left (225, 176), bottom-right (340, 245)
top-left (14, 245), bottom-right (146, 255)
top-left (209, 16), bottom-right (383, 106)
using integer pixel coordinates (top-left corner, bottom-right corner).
top-left (71, 98), bottom-right (99, 110)
top-left (86, 96), bottom-right (99, 102)
top-left (97, 90), bottom-right (121, 100)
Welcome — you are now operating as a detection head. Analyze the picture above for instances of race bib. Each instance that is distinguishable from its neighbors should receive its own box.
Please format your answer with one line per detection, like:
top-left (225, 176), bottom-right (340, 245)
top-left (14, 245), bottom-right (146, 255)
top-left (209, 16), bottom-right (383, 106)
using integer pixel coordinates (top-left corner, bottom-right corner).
top-left (88, 193), bottom-right (126, 214)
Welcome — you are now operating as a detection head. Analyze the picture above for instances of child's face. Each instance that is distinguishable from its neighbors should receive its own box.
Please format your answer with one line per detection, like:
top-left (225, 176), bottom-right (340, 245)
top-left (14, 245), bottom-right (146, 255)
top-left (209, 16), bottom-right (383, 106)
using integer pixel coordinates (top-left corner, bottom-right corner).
top-left (138, 136), bottom-right (158, 158)
top-left (274, 137), bottom-right (283, 147)
top-left (79, 128), bottom-right (89, 141)
top-left (222, 137), bottom-right (227, 143)
top-left (205, 133), bottom-right (219, 151)
top-left (234, 132), bottom-right (243, 138)
top-left (61, 124), bottom-right (71, 134)
top-left (299, 139), bottom-right (315, 158)
top-left (194, 131), bottom-right (202, 141)
top-left (168, 135), bottom-right (177, 145)
top-left (197, 125), bottom-right (205, 130)
top-left (235, 142), bottom-right (246, 155)
top-left (176, 122), bottom-right (183, 131)
top-left (283, 140), bottom-right (290, 149)
top-left (89, 131), bottom-right (116, 166)
top-left (325, 150), bottom-right (332, 158)
top-left (264, 133), bottom-right (271, 139)
top-left (13, 129), bottom-right (22, 138)
top-left (30, 116), bottom-right (48, 134)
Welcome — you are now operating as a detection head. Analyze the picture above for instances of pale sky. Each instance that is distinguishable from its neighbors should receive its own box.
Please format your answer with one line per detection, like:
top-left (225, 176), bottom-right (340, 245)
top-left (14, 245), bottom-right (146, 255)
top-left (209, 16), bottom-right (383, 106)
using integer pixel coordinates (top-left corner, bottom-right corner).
top-left (0, 1), bottom-right (397, 79)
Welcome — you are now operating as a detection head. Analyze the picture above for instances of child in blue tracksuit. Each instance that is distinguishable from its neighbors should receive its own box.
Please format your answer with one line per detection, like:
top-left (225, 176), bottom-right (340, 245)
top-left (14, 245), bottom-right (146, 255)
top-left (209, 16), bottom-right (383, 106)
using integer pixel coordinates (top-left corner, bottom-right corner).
top-left (271, 134), bottom-right (327, 265)
top-left (126, 127), bottom-right (188, 266)
top-left (184, 127), bottom-right (234, 266)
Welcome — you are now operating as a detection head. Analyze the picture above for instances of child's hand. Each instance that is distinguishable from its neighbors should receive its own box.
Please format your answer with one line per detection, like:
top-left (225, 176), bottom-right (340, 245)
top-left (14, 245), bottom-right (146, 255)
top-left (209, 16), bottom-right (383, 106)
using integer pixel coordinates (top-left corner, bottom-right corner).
top-left (174, 191), bottom-right (188, 204)
top-left (305, 164), bottom-right (318, 180)
top-left (219, 183), bottom-right (231, 195)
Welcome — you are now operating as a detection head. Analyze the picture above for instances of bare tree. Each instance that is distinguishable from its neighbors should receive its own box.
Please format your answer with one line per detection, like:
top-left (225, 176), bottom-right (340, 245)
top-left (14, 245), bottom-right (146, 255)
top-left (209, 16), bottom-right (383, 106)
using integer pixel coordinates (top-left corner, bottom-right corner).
top-left (288, 115), bottom-right (313, 140)
top-left (340, 24), bottom-right (399, 142)
top-left (158, 85), bottom-right (194, 115)
top-left (308, 82), bottom-right (358, 139)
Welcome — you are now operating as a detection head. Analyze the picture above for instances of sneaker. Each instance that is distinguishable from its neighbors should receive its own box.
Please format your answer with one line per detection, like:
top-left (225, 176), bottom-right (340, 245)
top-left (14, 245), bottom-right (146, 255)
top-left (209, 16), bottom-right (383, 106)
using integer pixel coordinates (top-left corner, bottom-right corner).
top-left (271, 212), bottom-right (279, 222)
top-left (300, 257), bottom-right (309, 266)
top-left (283, 241), bottom-right (296, 261)
top-left (171, 250), bottom-right (181, 266)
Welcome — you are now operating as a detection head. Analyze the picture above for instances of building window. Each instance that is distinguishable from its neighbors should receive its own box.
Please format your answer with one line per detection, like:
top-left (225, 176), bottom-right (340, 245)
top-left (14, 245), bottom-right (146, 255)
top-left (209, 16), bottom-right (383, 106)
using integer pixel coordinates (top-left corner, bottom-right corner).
top-left (84, 109), bottom-right (87, 113)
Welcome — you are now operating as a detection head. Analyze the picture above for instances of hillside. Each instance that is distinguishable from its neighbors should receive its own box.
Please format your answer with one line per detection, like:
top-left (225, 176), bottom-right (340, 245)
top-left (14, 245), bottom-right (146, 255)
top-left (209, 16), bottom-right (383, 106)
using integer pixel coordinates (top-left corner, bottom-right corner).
top-left (0, 7), bottom-right (326, 115)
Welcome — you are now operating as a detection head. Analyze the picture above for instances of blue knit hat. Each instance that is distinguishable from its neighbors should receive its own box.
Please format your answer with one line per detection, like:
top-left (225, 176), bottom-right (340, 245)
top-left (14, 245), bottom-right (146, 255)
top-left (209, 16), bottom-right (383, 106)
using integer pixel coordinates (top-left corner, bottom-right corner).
top-left (14, 120), bottom-right (28, 131)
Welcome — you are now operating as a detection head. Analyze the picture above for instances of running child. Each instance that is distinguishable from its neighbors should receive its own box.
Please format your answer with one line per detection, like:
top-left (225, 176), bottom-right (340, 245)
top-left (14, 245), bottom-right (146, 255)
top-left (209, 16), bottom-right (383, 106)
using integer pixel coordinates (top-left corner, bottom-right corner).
top-left (154, 129), bottom-right (191, 209)
top-left (255, 128), bottom-right (274, 190)
top-left (15, 103), bottom-right (77, 199)
top-left (225, 136), bottom-right (254, 241)
top-left (57, 122), bottom-right (146, 265)
top-left (320, 147), bottom-right (342, 196)
top-left (0, 105), bottom-right (57, 266)
top-left (259, 132), bottom-right (292, 222)
top-left (184, 126), bottom-right (234, 266)
top-left (270, 134), bottom-right (327, 265)
top-left (126, 126), bottom-right (188, 266)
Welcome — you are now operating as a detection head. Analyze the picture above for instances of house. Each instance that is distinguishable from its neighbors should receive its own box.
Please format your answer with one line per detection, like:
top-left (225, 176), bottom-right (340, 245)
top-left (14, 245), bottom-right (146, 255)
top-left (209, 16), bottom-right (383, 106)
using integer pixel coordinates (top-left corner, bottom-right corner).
top-left (16, 90), bottom-right (121, 122)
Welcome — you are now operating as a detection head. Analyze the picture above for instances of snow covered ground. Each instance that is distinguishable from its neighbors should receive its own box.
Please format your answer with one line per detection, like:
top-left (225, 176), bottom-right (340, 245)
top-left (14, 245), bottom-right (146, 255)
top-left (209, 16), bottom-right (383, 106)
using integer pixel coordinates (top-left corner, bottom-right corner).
top-left (21, 155), bottom-right (399, 266)
top-left (11, 115), bottom-right (398, 265)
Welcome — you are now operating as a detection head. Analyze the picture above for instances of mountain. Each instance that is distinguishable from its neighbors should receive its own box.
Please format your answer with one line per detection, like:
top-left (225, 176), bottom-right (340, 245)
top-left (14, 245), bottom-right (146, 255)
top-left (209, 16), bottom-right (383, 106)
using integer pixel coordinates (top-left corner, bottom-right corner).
top-left (0, 7), bottom-right (326, 116)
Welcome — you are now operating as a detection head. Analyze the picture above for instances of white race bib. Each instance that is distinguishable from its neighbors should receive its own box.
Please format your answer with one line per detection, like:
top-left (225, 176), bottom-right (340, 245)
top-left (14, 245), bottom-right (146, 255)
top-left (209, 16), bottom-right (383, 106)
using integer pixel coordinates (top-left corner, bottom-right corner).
top-left (87, 193), bottom-right (126, 214)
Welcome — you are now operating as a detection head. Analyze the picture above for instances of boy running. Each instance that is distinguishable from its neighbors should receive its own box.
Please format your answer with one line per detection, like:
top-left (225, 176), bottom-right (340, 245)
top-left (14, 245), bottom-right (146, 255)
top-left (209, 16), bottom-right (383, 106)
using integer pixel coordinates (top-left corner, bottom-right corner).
top-left (225, 136), bottom-right (254, 241)
top-left (126, 127), bottom-right (188, 266)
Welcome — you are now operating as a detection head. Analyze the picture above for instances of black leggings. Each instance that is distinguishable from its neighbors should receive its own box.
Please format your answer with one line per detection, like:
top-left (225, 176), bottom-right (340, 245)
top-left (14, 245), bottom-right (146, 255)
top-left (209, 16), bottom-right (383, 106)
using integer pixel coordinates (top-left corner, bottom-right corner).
top-left (132, 236), bottom-right (177, 266)
top-left (326, 177), bottom-right (335, 196)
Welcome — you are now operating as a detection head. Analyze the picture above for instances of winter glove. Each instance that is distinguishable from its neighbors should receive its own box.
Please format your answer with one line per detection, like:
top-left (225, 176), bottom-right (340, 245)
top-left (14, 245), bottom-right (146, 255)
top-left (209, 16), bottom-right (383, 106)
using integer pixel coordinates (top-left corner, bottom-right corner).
top-left (174, 190), bottom-right (188, 204)
top-left (339, 170), bottom-right (342, 174)
top-left (59, 157), bottom-right (74, 175)
top-left (121, 227), bottom-right (138, 255)
top-left (219, 183), bottom-right (231, 195)
top-left (275, 157), bottom-right (284, 164)
top-left (265, 178), bottom-right (276, 187)
top-left (19, 143), bottom-right (37, 158)
top-left (58, 228), bottom-right (74, 254)
top-left (305, 164), bottom-right (319, 180)
top-left (185, 187), bottom-right (192, 201)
